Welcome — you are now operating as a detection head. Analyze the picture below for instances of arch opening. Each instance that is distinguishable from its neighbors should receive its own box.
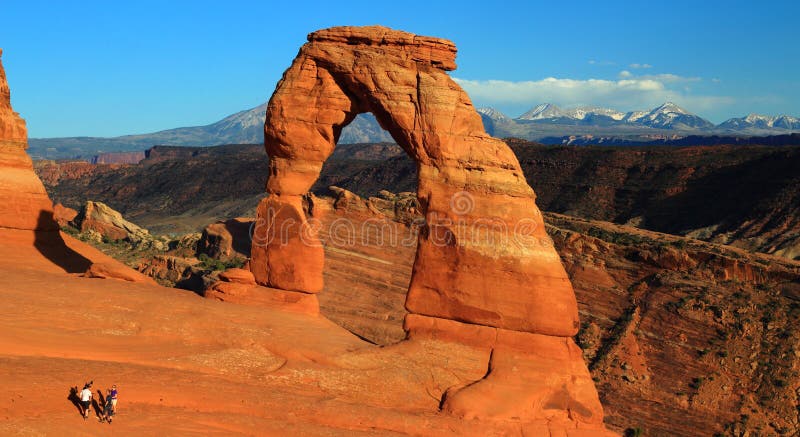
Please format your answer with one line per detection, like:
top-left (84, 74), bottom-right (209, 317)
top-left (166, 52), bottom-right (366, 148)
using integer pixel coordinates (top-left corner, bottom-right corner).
top-left (313, 111), bottom-right (421, 345)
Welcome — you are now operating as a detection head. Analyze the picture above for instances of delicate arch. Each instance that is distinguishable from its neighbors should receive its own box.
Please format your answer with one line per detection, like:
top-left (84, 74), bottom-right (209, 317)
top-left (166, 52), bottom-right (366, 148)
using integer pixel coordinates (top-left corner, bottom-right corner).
top-left (249, 26), bottom-right (611, 432)
top-left (252, 26), bottom-right (579, 336)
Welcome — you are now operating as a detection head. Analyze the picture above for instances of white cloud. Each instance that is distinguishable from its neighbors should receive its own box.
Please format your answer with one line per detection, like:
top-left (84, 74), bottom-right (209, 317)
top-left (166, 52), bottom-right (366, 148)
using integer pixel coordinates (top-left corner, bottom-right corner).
top-left (619, 70), bottom-right (633, 78)
top-left (629, 63), bottom-right (653, 69)
top-left (639, 73), bottom-right (701, 83)
top-left (453, 75), bottom-right (733, 116)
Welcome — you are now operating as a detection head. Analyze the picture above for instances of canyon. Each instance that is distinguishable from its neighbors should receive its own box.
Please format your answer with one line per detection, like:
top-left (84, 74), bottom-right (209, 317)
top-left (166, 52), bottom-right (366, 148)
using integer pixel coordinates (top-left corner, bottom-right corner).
top-left (37, 140), bottom-right (800, 261)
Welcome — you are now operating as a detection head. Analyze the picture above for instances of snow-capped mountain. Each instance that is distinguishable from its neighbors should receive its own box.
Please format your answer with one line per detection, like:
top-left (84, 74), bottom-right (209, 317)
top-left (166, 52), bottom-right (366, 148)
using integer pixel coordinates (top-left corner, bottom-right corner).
top-left (718, 114), bottom-right (800, 131)
top-left (564, 106), bottom-right (626, 121)
top-left (621, 111), bottom-right (648, 123)
top-left (511, 102), bottom-right (718, 131)
top-left (517, 103), bottom-right (632, 124)
top-left (631, 102), bottom-right (715, 129)
top-left (518, 103), bottom-right (568, 120)
top-left (476, 107), bottom-right (511, 122)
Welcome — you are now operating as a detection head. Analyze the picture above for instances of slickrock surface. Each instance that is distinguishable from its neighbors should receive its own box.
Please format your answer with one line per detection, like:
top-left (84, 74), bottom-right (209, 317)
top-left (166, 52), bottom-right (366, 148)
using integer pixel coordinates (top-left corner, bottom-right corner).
top-left (202, 191), bottom-right (800, 435)
top-left (0, 195), bottom-right (608, 437)
top-left (252, 26), bottom-right (610, 433)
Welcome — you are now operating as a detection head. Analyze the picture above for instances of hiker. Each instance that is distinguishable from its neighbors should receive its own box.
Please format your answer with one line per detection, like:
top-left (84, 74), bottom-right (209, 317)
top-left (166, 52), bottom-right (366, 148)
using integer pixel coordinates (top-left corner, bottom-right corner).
top-left (102, 384), bottom-right (118, 423)
top-left (79, 382), bottom-right (93, 420)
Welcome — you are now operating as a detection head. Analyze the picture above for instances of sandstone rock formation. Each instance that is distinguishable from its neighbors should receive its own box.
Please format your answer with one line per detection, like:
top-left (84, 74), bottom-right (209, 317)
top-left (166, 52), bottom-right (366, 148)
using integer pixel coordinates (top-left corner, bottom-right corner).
top-left (197, 217), bottom-right (252, 260)
top-left (0, 49), bottom-right (58, 232)
top-left (204, 268), bottom-right (319, 315)
top-left (253, 26), bottom-right (611, 432)
top-left (73, 201), bottom-right (150, 241)
top-left (53, 203), bottom-right (78, 227)
top-left (326, 186), bottom-right (420, 224)
top-left (0, 49), bottom-right (151, 283)
top-left (84, 261), bottom-right (156, 284)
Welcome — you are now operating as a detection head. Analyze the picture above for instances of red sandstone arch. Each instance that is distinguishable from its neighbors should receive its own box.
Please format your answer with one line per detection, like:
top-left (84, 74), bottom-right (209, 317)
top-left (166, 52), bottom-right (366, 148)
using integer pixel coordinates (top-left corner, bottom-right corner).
top-left (251, 27), bottom-right (612, 431)
top-left (252, 26), bottom-right (579, 336)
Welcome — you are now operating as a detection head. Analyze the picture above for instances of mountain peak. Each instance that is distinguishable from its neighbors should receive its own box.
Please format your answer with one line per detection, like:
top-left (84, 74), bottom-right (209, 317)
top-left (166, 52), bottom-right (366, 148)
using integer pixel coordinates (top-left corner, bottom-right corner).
top-left (476, 107), bottom-right (510, 121)
top-left (637, 102), bottom-right (712, 129)
top-left (652, 102), bottom-right (689, 115)
top-left (720, 113), bottom-right (800, 130)
top-left (565, 106), bottom-right (626, 121)
top-left (518, 103), bottom-right (565, 120)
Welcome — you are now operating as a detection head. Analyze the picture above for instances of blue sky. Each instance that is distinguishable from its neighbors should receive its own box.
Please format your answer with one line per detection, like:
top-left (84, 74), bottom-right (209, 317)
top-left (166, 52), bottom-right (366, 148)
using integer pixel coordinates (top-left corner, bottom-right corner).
top-left (1, 0), bottom-right (798, 137)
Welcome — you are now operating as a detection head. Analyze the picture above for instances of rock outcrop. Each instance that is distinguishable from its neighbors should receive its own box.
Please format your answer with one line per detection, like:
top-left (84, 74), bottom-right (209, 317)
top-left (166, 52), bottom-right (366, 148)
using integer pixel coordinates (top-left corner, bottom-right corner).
top-left (0, 49), bottom-right (151, 283)
top-left (52, 203), bottom-right (78, 228)
top-left (0, 49), bottom-right (58, 231)
top-left (252, 26), bottom-right (610, 432)
top-left (84, 261), bottom-right (156, 283)
top-left (197, 217), bottom-right (252, 260)
top-left (73, 201), bottom-right (150, 241)
top-left (326, 186), bottom-right (420, 224)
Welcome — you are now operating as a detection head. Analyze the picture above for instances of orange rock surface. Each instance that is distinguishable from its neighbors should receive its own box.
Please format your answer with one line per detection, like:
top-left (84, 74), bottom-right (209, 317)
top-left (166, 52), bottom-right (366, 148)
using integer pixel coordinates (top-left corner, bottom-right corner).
top-left (84, 261), bottom-right (157, 284)
top-left (0, 238), bottom-right (608, 435)
top-left (252, 27), bottom-right (610, 432)
top-left (197, 217), bottom-right (253, 260)
top-left (53, 202), bottom-right (78, 227)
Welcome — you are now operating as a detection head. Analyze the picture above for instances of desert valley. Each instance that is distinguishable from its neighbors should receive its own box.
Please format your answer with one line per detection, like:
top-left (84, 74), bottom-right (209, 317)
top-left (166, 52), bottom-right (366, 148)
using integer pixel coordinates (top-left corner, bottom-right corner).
top-left (1, 11), bottom-right (800, 437)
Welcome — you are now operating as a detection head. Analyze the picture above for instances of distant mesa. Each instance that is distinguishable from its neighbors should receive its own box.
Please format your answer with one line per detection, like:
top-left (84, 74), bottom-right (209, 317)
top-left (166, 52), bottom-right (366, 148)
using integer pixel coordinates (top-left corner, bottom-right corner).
top-left (91, 150), bottom-right (146, 164)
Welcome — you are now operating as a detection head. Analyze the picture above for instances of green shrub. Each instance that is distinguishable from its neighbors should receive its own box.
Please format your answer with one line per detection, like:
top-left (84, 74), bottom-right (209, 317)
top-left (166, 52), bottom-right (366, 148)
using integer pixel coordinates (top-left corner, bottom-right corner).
top-left (689, 377), bottom-right (704, 390)
top-left (670, 239), bottom-right (688, 250)
top-left (624, 427), bottom-right (644, 437)
top-left (198, 253), bottom-right (245, 272)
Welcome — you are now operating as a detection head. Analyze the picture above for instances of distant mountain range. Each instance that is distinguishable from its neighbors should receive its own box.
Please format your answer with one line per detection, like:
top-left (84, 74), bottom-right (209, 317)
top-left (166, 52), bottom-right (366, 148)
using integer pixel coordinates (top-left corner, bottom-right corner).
top-left (28, 104), bottom-right (392, 160)
top-left (478, 102), bottom-right (800, 144)
top-left (480, 102), bottom-right (799, 132)
top-left (28, 101), bottom-right (800, 160)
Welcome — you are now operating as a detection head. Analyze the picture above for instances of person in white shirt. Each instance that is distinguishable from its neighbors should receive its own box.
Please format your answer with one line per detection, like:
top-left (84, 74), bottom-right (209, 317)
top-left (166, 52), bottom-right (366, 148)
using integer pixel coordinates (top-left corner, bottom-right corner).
top-left (79, 383), bottom-right (93, 420)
